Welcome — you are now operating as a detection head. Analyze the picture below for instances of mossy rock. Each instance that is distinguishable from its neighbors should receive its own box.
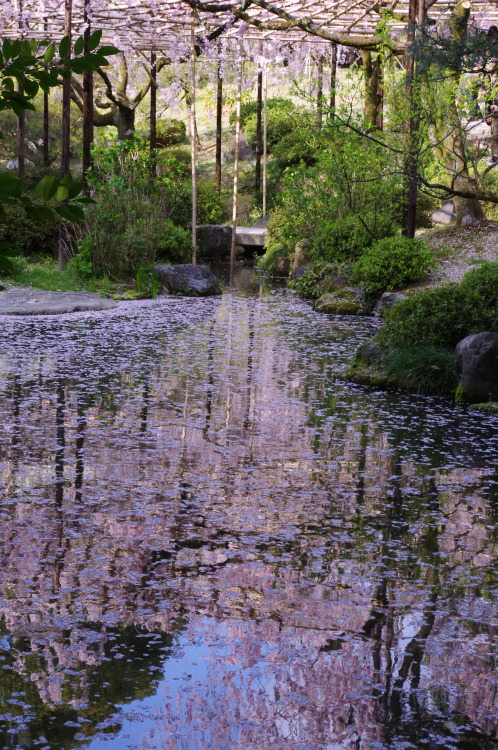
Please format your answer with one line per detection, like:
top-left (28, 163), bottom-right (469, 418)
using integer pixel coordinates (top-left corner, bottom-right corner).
top-left (345, 364), bottom-right (398, 389)
top-left (268, 256), bottom-right (291, 276)
top-left (313, 288), bottom-right (368, 315)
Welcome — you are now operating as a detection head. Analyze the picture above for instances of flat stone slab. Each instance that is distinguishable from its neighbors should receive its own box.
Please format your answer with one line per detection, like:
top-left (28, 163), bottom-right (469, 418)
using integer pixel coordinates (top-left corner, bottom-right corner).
top-left (0, 289), bottom-right (118, 315)
top-left (235, 226), bottom-right (267, 247)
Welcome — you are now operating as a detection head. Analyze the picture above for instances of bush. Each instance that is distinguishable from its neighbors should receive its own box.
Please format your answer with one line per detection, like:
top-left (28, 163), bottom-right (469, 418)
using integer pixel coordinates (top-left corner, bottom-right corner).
top-left (379, 284), bottom-right (489, 349)
top-left (272, 129), bottom-right (318, 167)
top-left (309, 214), bottom-right (398, 264)
top-left (229, 98), bottom-right (294, 128)
top-left (382, 345), bottom-right (458, 395)
top-left (460, 261), bottom-right (498, 305)
top-left (351, 236), bottom-right (434, 296)
top-left (155, 119), bottom-right (187, 148)
top-left (0, 201), bottom-right (60, 258)
top-left (156, 221), bottom-right (192, 263)
top-left (196, 180), bottom-right (225, 225)
top-left (288, 262), bottom-right (341, 299)
top-left (244, 106), bottom-right (298, 151)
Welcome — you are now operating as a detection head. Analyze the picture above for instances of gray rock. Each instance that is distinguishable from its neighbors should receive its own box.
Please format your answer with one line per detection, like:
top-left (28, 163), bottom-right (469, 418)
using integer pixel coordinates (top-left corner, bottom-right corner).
top-left (374, 291), bottom-right (408, 317)
top-left (356, 339), bottom-right (381, 364)
top-left (267, 256), bottom-right (291, 277)
top-left (291, 239), bottom-right (309, 275)
top-left (290, 264), bottom-right (308, 281)
top-left (223, 134), bottom-right (254, 162)
top-left (455, 332), bottom-right (498, 401)
top-left (431, 199), bottom-right (456, 225)
top-left (6, 157), bottom-right (34, 170)
top-left (251, 216), bottom-right (268, 229)
top-left (314, 288), bottom-right (368, 315)
top-left (197, 225), bottom-right (232, 257)
top-left (154, 263), bottom-right (220, 296)
top-left (0, 289), bottom-right (117, 315)
top-left (235, 227), bottom-right (267, 247)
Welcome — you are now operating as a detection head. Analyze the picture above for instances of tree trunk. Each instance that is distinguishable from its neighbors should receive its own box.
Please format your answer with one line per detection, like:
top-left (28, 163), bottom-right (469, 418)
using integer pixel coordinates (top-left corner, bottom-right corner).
top-left (361, 51), bottom-right (383, 130)
top-left (115, 107), bottom-right (136, 139)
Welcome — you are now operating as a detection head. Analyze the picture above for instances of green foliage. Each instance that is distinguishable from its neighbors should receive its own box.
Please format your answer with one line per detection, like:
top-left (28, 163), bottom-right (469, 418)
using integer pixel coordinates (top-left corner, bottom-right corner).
top-left (244, 105), bottom-right (299, 151)
top-left (288, 262), bottom-right (341, 299)
top-left (0, 201), bottom-right (59, 258)
top-left (155, 119), bottom-right (187, 148)
top-left (460, 261), bottom-right (498, 305)
top-left (0, 32), bottom-right (118, 273)
top-left (7, 256), bottom-right (86, 291)
top-left (310, 214), bottom-right (398, 264)
top-left (229, 98), bottom-right (294, 128)
top-left (271, 128), bottom-right (319, 167)
top-left (379, 284), bottom-right (490, 349)
top-left (78, 136), bottom-right (218, 278)
top-left (136, 264), bottom-right (160, 298)
top-left (351, 236), bottom-right (434, 296)
top-left (382, 345), bottom-right (458, 395)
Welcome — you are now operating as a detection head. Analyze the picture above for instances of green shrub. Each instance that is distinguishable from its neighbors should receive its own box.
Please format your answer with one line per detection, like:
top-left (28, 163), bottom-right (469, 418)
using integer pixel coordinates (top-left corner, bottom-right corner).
top-left (351, 236), bottom-right (434, 296)
top-left (272, 129), bottom-right (318, 167)
top-left (156, 221), bottom-right (192, 263)
top-left (309, 214), bottom-right (398, 264)
top-left (0, 202), bottom-right (60, 258)
top-left (196, 180), bottom-right (225, 225)
top-left (229, 98), bottom-right (294, 128)
top-left (379, 284), bottom-right (489, 349)
top-left (382, 345), bottom-right (458, 395)
top-left (288, 261), bottom-right (341, 299)
top-left (460, 261), bottom-right (498, 305)
top-left (244, 106), bottom-right (298, 151)
top-left (155, 119), bottom-right (187, 148)
top-left (157, 147), bottom-right (191, 178)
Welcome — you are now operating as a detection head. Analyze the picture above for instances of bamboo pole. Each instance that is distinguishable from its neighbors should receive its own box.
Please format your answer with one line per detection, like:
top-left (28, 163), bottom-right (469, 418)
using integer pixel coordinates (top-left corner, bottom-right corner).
top-left (215, 42), bottom-right (223, 193)
top-left (255, 70), bottom-right (262, 191)
top-left (230, 38), bottom-right (243, 273)
top-left (150, 49), bottom-right (157, 179)
top-left (43, 90), bottom-right (49, 166)
top-left (59, 0), bottom-right (72, 271)
top-left (82, 0), bottom-right (93, 186)
top-left (190, 11), bottom-right (197, 264)
top-left (17, 0), bottom-right (25, 179)
top-left (262, 58), bottom-right (268, 218)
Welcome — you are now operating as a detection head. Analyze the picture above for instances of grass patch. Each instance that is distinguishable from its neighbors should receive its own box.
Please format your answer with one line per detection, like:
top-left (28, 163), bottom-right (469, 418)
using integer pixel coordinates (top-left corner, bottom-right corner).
top-left (382, 345), bottom-right (457, 395)
top-left (2, 258), bottom-right (116, 296)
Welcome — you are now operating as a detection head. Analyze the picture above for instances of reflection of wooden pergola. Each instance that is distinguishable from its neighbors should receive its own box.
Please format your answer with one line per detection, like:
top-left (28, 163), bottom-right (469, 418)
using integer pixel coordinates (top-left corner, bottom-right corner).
top-left (3, 0), bottom-right (497, 265)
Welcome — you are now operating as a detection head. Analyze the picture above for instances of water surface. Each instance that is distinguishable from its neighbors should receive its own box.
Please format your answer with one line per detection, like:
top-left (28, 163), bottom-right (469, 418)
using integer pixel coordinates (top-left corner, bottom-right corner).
top-left (0, 268), bottom-right (497, 749)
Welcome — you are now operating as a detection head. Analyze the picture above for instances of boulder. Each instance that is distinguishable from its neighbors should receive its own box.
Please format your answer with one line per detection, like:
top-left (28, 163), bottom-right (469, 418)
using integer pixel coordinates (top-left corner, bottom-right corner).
top-left (268, 256), bottom-right (291, 277)
top-left (455, 332), bottom-right (498, 401)
top-left (290, 264), bottom-right (308, 281)
top-left (154, 263), bottom-right (221, 296)
top-left (291, 239), bottom-right (309, 275)
top-left (223, 134), bottom-right (254, 162)
top-left (356, 339), bottom-right (381, 364)
top-left (314, 288), bottom-right (368, 316)
top-left (197, 225), bottom-right (232, 257)
top-left (374, 291), bottom-right (408, 317)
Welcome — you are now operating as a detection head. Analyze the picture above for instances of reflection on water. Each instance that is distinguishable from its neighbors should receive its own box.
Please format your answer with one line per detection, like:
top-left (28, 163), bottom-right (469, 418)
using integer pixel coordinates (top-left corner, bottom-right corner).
top-left (0, 267), bottom-right (497, 749)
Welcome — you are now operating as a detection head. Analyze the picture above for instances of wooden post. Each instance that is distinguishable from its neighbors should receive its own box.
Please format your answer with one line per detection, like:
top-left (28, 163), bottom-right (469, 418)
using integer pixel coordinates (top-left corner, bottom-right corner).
top-left (403, 0), bottom-right (420, 238)
top-left (43, 91), bottom-right (49, 166)
top-left (230, 39), bottom-right (243, 272)
top-left (317, 53), bottom-right (323, 124)
top-left (60, 0), bottom-right (72, 180)
top-left (329, 42), bottom-right (337, 116)
top-left (150, 49), bottom-right (157, 179)
top-left (190, 11), bottom-right (197, 264)
top-left (82, 0), bottom-right (93, 186)
top-left (17, 92), bottom-right (25, 179)
top-left (255, 70), bottom-right (262, 191)
top-left (262, 59), bottom-right (268, 217)
top-left (215, 43), bottom-right (223, 193)
top-left (59, 0), bottom-right (72, 271)
top-left (17, 0), bottom-right (25, 178)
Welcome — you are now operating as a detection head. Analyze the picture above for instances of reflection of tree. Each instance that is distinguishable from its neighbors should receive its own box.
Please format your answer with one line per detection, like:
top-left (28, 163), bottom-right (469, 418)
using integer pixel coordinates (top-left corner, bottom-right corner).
top-left (0, 619), bottom-right (176, 749)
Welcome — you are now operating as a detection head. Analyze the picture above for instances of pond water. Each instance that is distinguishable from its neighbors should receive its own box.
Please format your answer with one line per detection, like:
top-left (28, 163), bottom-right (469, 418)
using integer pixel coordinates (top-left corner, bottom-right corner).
top-left (0, 266), bottom-right (497, 750)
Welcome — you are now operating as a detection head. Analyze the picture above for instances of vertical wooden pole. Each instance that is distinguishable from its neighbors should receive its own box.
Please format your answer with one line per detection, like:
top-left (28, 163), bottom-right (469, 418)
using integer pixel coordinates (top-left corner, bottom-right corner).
top-left (82, 0), bottom-right (93, 186)
top-left (60, 0), bottom-right (72, 180)
top-left (329, 42), bottom-right (337, 116)
top-left (43, 90), bottom-right (49, 166)
top-left (215, 43), bottom-right (223, 193)
top-left (262, 58), bottom-right (268, 217)
top-left (403, 0), bottom-right (419, 238)
top-left (59, 0), bottom-right (72, 270)
top-left (317, 53), bottom-right (323, 123)
top-left (150, 49), bottom-right (157, 180)
top-left (230, 38), bottom-right (243, 273)
top-left (190, 11), bottom-right (197, 264)
top-left (17, 0), bottom-right (25, 178)
top-left (255, 69), bottom-right (262, 191)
